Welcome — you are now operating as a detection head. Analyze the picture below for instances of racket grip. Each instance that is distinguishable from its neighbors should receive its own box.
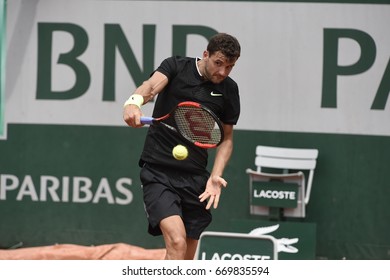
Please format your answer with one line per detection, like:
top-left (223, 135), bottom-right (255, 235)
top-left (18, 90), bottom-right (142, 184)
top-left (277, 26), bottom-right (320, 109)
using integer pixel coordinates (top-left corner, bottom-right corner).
top-left (140, 116), bottom-right (154, 124)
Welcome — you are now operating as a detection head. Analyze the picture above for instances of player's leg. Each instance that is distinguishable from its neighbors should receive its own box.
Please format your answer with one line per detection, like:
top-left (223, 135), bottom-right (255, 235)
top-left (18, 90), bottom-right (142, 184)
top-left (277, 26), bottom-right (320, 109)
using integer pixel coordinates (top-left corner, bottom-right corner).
top-left (159, 215), bottom-right (187, 260)
top-left (185, 237), bottom-right (198, 260)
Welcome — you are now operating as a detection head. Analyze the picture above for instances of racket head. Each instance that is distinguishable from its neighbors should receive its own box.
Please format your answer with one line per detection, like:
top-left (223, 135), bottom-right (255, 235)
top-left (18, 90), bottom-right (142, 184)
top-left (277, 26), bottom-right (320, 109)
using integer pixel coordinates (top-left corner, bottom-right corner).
top-left (173, 101), bottom-right (224, 149)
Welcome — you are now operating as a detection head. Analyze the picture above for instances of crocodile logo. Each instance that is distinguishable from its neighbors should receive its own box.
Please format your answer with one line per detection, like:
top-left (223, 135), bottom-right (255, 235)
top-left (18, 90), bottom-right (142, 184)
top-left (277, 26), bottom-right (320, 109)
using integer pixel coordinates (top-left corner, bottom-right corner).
top-left (249, 224), bottom-right (299, 253)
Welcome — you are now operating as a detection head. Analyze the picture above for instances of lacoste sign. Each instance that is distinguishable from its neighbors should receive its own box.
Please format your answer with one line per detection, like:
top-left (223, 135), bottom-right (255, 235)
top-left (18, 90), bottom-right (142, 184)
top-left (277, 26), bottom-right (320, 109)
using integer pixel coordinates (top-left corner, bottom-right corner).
top-left (252, 181), bottom-right (298, 208)
top-left (195, 231), bottom-right (278, 260)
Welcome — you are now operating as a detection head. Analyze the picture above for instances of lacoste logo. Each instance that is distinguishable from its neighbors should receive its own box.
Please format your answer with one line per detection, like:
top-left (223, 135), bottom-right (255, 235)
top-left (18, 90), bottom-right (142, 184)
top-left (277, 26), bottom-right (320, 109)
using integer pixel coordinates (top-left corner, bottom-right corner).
top-left (210, 91), bottom-right (223, 97)
top-left (249, 224), bottom-right (299, 254)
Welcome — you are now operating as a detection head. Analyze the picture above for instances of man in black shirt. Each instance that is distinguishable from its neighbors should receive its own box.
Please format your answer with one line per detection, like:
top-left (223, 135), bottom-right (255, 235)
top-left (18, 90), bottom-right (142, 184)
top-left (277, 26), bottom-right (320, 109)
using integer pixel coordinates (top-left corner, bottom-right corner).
top-left (123, 33), bottom-right (241, 260)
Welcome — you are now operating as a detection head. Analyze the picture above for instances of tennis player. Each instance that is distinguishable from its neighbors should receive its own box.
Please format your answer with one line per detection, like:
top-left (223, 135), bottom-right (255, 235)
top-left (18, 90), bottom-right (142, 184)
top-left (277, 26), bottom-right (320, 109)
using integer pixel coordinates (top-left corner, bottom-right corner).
top-left (123, 33), bottom-right (241, 260)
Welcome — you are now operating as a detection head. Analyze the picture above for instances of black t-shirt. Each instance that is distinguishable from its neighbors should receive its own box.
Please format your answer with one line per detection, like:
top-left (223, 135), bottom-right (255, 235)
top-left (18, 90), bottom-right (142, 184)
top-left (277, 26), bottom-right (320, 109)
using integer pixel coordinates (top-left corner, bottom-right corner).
top-left (140, 56), bottom-right (240, 174)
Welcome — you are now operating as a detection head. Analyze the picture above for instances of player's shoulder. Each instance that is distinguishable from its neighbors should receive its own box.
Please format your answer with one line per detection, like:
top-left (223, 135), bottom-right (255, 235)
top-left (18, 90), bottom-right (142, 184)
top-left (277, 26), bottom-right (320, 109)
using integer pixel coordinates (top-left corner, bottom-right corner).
top-left (165, 55), bottom-right (193, 63)
top-left (161, 56), bottom-right (193, 70)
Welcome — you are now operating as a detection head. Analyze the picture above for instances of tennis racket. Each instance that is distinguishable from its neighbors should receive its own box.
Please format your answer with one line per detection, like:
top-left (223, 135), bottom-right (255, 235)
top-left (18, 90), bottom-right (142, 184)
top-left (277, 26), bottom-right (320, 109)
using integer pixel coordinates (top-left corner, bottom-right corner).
top-left (140, 101), bottom-right (224, 149)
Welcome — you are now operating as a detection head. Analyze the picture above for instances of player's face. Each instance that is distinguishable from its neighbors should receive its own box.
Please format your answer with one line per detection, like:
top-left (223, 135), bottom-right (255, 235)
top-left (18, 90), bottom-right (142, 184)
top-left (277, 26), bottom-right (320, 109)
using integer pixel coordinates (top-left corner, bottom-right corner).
top-left (203, 51), bottom-right (237, 84)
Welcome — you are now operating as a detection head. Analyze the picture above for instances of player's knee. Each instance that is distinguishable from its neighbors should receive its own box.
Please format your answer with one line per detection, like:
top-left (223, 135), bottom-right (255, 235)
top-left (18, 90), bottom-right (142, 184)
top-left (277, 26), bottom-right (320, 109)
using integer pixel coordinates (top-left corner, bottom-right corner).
top-left (168, 235), bottom-right (187, 252)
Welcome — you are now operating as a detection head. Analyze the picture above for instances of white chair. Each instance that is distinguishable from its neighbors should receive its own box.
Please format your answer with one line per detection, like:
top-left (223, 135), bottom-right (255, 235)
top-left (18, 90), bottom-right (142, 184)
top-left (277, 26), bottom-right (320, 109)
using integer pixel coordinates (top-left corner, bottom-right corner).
top-left (246, 145), bottom-right (319, 219)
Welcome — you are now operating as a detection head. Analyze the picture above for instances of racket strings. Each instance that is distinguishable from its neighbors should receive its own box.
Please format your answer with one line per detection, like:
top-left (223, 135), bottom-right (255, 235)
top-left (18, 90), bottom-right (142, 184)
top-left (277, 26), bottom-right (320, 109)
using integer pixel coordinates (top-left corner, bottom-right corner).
top-left (174, 107), bottom-right (222, 145)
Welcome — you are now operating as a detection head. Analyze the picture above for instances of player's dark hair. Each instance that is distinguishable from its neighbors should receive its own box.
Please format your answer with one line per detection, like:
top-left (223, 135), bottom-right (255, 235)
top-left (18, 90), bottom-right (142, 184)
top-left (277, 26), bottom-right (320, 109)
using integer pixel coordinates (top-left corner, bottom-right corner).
top-left (207, 33), bottom-right (241, 61)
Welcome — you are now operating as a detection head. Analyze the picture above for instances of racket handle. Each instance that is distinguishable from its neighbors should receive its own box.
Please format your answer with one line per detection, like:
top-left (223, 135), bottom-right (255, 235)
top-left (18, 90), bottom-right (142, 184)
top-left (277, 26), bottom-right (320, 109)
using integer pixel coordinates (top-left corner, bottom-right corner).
top-left (140, 116), bottom-right (154, 124)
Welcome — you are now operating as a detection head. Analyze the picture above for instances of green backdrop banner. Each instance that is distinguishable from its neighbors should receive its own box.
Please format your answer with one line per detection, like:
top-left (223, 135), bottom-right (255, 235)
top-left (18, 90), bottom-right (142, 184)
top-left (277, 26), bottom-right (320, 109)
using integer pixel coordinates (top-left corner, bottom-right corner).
top-left (1, 124), bottom-right (390, 260)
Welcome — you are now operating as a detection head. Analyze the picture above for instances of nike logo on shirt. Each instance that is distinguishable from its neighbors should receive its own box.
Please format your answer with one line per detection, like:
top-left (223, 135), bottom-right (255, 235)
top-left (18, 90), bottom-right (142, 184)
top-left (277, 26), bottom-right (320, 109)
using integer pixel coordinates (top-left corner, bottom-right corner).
top-left (210, 91), bottom-right (223, 97)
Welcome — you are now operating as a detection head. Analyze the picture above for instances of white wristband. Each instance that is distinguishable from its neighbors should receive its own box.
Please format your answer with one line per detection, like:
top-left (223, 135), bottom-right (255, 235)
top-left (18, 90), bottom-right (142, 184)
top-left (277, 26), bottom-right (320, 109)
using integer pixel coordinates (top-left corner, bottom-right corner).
top-left (124, 94), bottom-right (144, 108)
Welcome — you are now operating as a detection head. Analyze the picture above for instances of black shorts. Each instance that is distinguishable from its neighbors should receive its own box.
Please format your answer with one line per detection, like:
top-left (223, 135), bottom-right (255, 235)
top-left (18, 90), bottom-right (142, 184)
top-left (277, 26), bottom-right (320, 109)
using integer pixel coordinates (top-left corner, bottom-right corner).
top-left (140, 163), bottom-right (212, 240)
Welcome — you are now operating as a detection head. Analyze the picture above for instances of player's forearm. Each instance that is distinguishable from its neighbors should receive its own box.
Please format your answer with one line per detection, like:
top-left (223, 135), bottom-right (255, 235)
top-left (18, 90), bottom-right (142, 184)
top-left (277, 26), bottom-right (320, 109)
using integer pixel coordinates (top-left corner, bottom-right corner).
top-left (133, 71), bottom-right (168, 104)
top-left (133, 81), bottom-right (156, 104)
top-left (211, 138), bottom-right (233, 177)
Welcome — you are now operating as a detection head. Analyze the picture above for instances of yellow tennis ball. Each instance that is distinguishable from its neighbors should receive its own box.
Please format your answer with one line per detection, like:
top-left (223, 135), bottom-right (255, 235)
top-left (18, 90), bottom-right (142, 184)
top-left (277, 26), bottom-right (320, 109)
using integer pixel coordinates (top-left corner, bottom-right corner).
top-left (172, 145), bottom-right (188, 160)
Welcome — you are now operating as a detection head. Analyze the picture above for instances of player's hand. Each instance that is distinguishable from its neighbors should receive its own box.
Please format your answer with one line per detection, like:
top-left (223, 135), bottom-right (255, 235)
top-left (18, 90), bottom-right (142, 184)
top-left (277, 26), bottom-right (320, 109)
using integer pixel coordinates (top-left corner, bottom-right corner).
top-left (123, 104), bottom-right (143, 128)
top-left (199, 175), bottom-right (227, 210)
